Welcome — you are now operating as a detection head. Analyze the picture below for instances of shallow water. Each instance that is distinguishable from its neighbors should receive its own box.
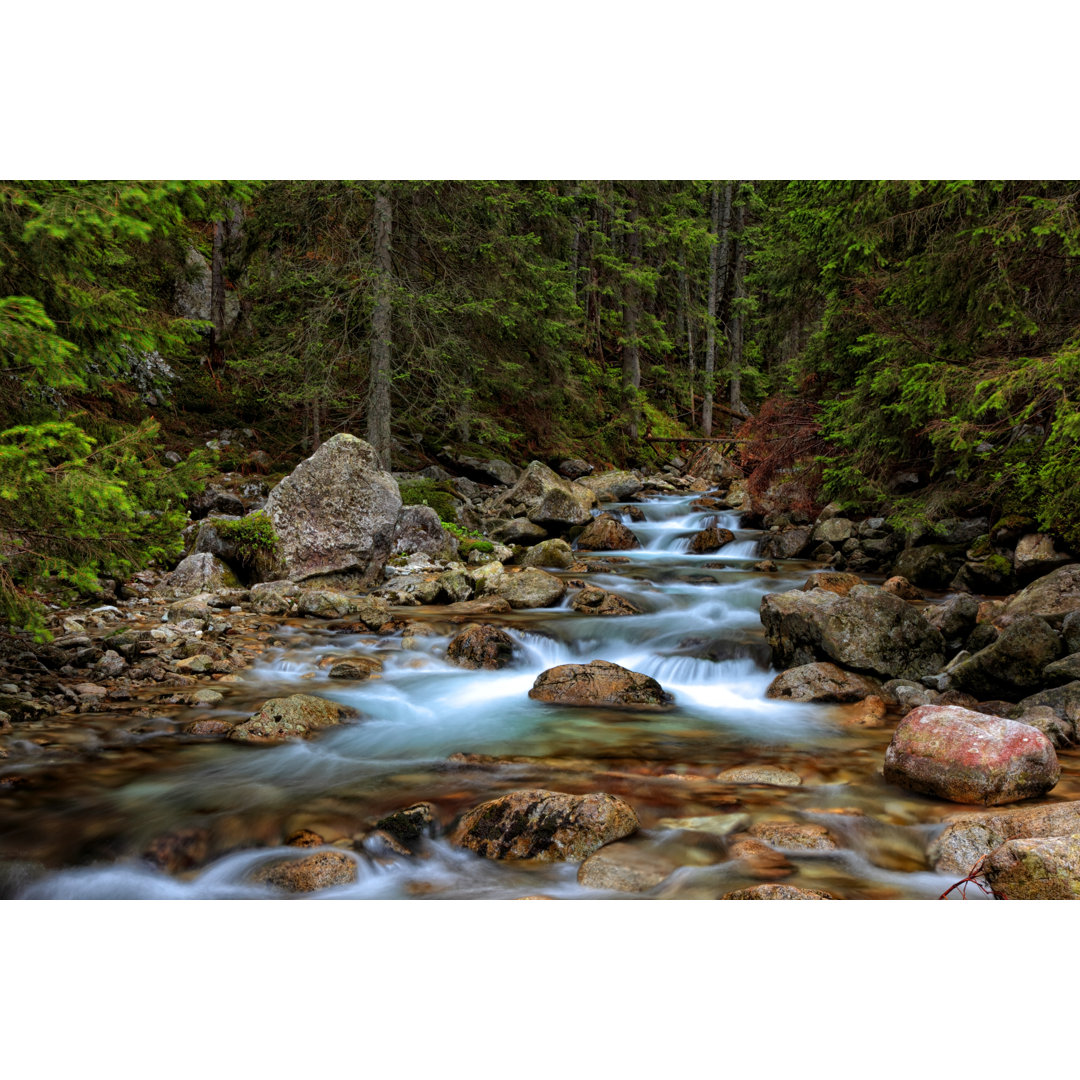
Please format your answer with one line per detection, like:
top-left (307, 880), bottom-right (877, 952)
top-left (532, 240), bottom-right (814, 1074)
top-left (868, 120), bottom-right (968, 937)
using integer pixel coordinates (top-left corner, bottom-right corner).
top-left (4, 493), bottom-right (1078, 899)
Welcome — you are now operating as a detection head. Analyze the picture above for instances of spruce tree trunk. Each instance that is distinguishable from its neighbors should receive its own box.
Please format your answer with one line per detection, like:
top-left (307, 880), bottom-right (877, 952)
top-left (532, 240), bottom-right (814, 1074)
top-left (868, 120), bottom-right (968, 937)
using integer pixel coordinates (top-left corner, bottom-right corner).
top-left (367, 185), bottom-right (393, 469)
top-left (729, 200), bottom-right (749, 419)
top-left (703, 181), bottom-right (733, 437)
top-left (679, 260), bottom-right (695, 426)
top-left (211, 219), bottom-right (226, 357)
top-left (623, 218), bottom-right (641, 442)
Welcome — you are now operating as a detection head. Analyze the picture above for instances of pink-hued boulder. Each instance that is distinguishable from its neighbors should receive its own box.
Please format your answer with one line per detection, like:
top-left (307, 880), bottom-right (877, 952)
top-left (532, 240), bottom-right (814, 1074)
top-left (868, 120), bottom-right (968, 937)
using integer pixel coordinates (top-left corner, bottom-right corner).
top-left (883, 704), bottom-right (1060, 806)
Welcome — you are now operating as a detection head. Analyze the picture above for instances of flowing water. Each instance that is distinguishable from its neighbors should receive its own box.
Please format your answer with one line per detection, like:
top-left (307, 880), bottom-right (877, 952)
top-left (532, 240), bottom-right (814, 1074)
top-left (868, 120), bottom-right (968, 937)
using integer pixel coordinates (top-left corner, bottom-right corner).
top-left (4, 493), bottom-right (1078, 899)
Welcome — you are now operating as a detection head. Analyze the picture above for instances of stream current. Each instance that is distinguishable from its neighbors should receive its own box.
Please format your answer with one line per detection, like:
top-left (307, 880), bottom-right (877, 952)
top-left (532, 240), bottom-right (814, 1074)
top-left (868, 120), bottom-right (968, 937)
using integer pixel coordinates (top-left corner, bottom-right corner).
top-left (7, 493), bottom-right (1077, 899)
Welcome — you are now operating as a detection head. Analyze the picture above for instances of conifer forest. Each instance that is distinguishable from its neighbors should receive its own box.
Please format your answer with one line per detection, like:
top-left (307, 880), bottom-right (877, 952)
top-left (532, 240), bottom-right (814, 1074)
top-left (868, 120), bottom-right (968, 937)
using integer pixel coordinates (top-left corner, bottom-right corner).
top-left (4, 179), bottom-right (1080, 900)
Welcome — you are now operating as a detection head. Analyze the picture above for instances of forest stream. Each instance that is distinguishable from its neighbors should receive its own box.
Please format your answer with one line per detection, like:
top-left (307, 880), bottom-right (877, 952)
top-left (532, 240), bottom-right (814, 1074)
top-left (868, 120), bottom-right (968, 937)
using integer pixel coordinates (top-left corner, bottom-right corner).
top-left (5, 493), bottom-right (1078, 899)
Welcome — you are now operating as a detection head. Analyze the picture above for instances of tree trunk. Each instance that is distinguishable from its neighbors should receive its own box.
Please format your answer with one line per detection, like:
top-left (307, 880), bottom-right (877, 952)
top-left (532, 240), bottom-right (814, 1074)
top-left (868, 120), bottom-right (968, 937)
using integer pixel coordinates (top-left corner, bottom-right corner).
top-left (729, 200), bottom-right (749, 420)
top-left (210, 219), bottom-right (226, 357)
top-left (679, 259), bottom-right (696, 426)
top-left (311, 397), bottom-right (321, 452)
top-left (367, 185), bottom-right (393, 469)
top-left (622, 216), bottom-right (641, 442)
top-left (703, 181), bottom-right (733, 437)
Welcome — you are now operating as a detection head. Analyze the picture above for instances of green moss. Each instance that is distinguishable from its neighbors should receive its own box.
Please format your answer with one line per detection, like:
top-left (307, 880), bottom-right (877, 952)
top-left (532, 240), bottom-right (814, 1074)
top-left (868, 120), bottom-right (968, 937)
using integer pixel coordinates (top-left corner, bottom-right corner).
top-left (968, 534), bottom-right (993, 559)
top-left (398, 479), bottom-right (459, 524)
top-left (215, 512), bottom-right (278, 567)
top-left (459, 539), bottom-right (494, 556)
top-left (982, 553), bottom-right (1013, 576)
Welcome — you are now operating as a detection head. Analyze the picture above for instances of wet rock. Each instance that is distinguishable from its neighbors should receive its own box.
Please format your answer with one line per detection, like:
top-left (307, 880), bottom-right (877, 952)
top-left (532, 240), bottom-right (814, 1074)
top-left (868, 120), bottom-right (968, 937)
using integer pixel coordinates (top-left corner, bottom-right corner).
top-left (250, 579), bottom-right (300, 615)
top-left (657, 813), bottom-right (750, 836)
top-left (261, 433), bottom-right (402, 585)
top-left (881, 575), bottom-right (923, 602)
top-left (229, 693), bottom-right (356, 743)
top-left (295, 588), bottom-right (358, 619)
top-left (1014, 533), bottom-right (1069, 577)
top-left (950, 615), bottom-right (1062, 699)
top-left (328, 656), bottom-right (383, 680)
top-left (0, 711), bottom-right (11, 733)
top-left (143, 828), bottom-right (211, 874)
top-left (453, 789), bottom-right (639, 862)
top-left (162, 553), bottom-right (240, 598)
top-left (840, 695), bottom-right (888, 728)
top-left (717, 765), bottom-right (803, 787)
top-left (930, 800), bottom-right (1080, 876)
top-left (95, 649), bottom-right (126, 678)
top-left (687, 527), bottom-right (735, 554)
top-left (621, 505), bottom-right (646, 523)
top-left (753, 560), bottom-right (778, 573)
top-left (445, 596), bottom-right (513, 618)
top-left (286, 829), bottom-right (326, 848)
top-left (883, 704), bottom-right (1060, 805)
top-left (188, 688), bottom-right (225, 706)
top-left (723, 883), bottom-right (835, 900)
top-left (747, 821), bottom-right (839, 851)
top-left (175, 654), bottom-right (214, 674)
top-left (529, 660), bottom-right (674, 710)
top-left (435, 569), bottom-right (473, 604)
top-left (577, 839), bottom-right (677, 892)
top-left (445, 624), bottom-right (516, 669)
top-left (766, 662), bottom-right (882, 703)
top-left (488, 567), bottom-right (566, 609)
top-left (799, 572), bottom-right (862, 596)
top-left (1062, 611), bottom-right (1080, 654)
top-left (760, 584), bottom-right (945, 681)
top-left (375, 803), bottom-right (436, 844)
top-left (492, 518), bottom-right (548, 546)
top-left (488, 461), bottom-right (597, 530)
top-left (999, 563), bottom-right (1080, 627)
top-left (252, 850), bottom-right (359, 893)
top-left (519, 538), bottom-right (576, 569)
top-left (760, 526), bottom-right (812, 560)
top-left (392, 505), bottom-right (459, 561)
top-left (570, 586), bottom-right (642, 616)
top-left (185, 718), bottom-right (234, 736)
top-left (575, 469), bottom-right (644, 503)
top-left (576, 514), bottom-right (640, 552)
top-left (981, 835), bottom-right (1080, 899)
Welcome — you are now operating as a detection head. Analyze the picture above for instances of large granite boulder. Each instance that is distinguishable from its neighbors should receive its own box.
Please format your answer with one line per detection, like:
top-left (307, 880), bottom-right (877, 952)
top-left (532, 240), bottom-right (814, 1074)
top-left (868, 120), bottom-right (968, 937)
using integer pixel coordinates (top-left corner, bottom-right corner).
top-left (529, 660), bottom-right (673, 710)
top-left (883, 704), bottom-right (1060, 805)
top-left (760, 584), bottom-right (945, 680)
top-left (950, 615), bottom-right (1062, 699)
top-left (452, 789), bottom-right (639, 862)
top-left (488, 461), bottom-right (597, 530)
top-left (760, 526), bottom-right (812, 560)
top-left (260, 433), bottom-right (402, 584)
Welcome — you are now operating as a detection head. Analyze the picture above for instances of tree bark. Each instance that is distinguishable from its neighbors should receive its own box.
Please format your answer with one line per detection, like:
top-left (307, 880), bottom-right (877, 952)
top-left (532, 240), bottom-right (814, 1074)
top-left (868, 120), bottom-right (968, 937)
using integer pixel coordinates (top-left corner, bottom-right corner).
top-left (702, 181), bottom-right (733, 437)
top-left (367, 185), bottom-right (393, 469)
top-left (679, 259), bottom-right (695, 426)
top-left (210, 219), bottom-right (226, 356)
top-left (729, 200), bottom-right (749, 419)
top-left (622, 215), bottom-right (641, 442)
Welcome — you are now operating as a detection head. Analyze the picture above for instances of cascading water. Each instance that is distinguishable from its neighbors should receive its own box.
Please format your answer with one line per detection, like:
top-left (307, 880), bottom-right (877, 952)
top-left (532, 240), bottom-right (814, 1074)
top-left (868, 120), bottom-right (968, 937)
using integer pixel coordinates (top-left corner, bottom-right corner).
top-left (3, 492), bottom-right (997, 900)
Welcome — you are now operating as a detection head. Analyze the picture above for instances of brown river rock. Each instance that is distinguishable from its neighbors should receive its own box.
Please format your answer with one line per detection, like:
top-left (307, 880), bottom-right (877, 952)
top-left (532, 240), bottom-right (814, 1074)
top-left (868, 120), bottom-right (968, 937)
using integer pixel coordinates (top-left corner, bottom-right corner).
top-left (981, 834), bottom-right (1080, 899)
top-left (884, 704), bottom-right (1060, 805)
top-left (576, 514), bottom-right (641, 552)
top-left (228, 693), bottom-right (357, 743)
top-left (766, 661), bottom-right (882, 703)
top-left (723, 883), bottom-right (836, 900)
top-left (687, 527), bottom-right (735, 554)
top-left (529, 660), bottom-right (674, 710)
top-left (453, 789), bottom-right (639, 861)
top-left (251, 850), bottom-right (359, 893)
top-left (445, 624), bottom-right (516, 669)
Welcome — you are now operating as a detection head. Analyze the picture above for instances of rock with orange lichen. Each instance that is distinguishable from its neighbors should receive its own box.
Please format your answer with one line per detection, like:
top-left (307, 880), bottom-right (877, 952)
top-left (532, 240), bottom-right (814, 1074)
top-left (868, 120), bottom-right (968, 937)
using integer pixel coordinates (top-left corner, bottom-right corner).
top-left (723, 883), bottom-right (835, 899)
top-left (251, 850), bottom-right (358, 893)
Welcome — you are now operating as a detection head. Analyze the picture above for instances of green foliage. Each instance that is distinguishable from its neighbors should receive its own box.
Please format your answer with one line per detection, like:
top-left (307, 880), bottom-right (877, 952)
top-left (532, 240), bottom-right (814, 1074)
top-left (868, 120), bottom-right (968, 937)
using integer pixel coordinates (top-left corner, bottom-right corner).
top-left (0, 419), bottom-right (212, 635)
top-left (458, 538), bottom-right (494, 556)
top-left (214, 512), bottom-right (278, 568)
top-left (398, 479), bottom-right (459, 524)
top-left (441, 521), bottom-right (486, 543)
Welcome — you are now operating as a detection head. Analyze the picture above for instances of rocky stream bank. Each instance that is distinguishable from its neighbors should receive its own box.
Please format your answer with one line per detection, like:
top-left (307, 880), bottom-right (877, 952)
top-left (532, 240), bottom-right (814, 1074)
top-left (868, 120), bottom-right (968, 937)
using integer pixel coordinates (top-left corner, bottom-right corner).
top-left (3, 437), bottom-right (1080, 899)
